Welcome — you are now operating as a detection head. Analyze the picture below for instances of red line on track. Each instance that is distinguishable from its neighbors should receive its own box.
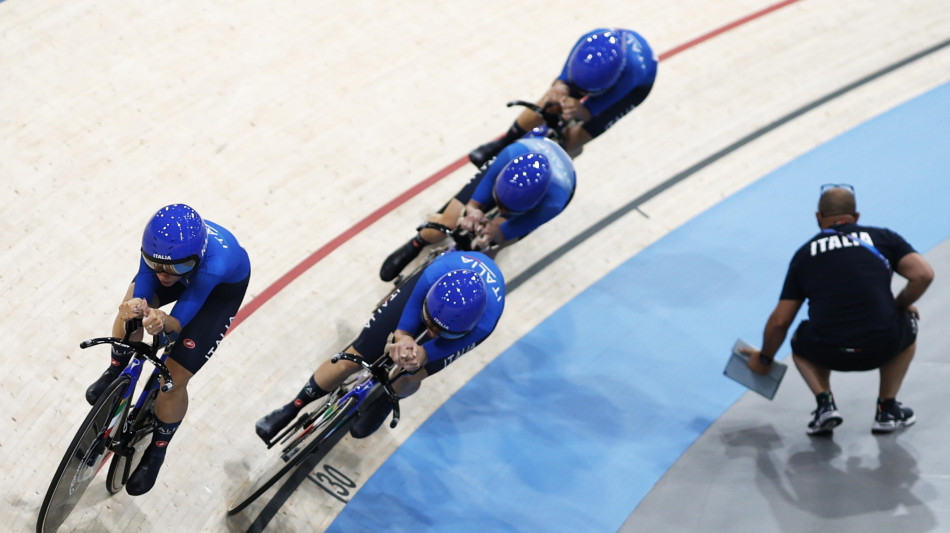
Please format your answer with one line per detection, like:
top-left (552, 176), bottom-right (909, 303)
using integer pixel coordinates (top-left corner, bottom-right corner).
top-left (230, 0), bottom-right (804, 331)
top-left (658, 0), bottom-right (802, 61)
top-left (231, 155), bottom-right (469, 329)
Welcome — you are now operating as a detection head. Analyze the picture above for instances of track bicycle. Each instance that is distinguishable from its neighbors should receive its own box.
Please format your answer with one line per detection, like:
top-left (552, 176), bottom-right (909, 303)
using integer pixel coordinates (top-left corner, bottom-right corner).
top-left (36, 319), bottom-right (173, 533)
top-left (226, 350), bottom-right (406, 515)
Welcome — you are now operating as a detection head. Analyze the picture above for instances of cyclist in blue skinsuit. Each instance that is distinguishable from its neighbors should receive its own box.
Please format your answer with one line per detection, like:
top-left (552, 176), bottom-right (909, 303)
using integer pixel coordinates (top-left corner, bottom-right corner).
top-left (256, 250), bottom-right (505, 441)
top-left (469, 28), bottom-right (658, 166)
top-left (380, 136), bottom-right (576, 282)
top-left (85, 204), bottom-right (251, 496)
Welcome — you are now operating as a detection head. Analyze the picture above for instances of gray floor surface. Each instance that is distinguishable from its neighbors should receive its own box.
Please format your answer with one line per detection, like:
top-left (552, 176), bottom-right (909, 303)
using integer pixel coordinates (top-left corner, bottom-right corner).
top-left (620, 238), bottom-right (950, 533)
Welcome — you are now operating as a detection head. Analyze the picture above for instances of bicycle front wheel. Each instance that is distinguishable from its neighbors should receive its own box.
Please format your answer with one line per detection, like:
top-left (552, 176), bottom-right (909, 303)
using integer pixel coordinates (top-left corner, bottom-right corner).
top-left (227, 395), bottom-right (358, 515)
top-left (37, 375), bottom-right (132, 533)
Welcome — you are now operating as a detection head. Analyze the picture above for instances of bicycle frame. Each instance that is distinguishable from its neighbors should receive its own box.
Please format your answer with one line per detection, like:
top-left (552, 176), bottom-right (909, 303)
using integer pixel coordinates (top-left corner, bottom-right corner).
top-left (226, 350), bottom-right (407, 515)
top-left (81, 333), bottom-right (173, 448)
top-left (506, 99), bottom-right (567, 144)
top-left (333, 352), bottom-right (404, 429)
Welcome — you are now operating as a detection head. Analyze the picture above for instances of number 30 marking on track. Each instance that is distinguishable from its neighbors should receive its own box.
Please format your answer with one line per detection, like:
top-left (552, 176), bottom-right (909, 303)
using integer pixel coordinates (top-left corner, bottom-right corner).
top-left (308, 463), bottom-right (357, 503)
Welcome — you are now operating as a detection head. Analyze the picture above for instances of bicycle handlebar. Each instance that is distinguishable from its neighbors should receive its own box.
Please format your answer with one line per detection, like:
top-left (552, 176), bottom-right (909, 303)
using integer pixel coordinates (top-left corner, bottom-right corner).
top-left (331, 351), bottom-right (403, 429)
top-left (80, 319), bottom-right (175, 393)
top-left (416, 204), bottom-right (503, 255)
top-left (505, 100), bottom-right (566, 143)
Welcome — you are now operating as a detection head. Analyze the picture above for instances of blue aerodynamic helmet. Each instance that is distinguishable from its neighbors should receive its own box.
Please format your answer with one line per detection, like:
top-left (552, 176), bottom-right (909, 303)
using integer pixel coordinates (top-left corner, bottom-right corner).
top-left (423, 269), bottom-right (488, 339)
top-left (493, 153), bottom-right (552, 214)
top-left (140, 204), bottom-right (208, 276)
top-left (566, 30), bottom-right (626, 95)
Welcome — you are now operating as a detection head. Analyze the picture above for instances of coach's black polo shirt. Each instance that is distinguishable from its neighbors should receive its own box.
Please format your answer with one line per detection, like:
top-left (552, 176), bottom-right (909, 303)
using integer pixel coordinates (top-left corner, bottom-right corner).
top-left (780, 222), bottom-right (915, 347)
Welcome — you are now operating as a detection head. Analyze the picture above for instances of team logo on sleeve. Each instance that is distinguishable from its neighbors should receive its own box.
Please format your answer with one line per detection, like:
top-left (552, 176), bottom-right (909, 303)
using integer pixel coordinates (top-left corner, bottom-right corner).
top-left (183, 339), bottom-right (196, 349)
top-left (459, 255), bottom-right (503, 302)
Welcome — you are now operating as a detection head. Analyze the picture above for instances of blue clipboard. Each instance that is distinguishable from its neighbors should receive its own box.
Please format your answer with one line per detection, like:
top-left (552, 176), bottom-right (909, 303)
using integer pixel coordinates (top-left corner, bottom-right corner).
top-left (723, 339), bottom-right (787, 400)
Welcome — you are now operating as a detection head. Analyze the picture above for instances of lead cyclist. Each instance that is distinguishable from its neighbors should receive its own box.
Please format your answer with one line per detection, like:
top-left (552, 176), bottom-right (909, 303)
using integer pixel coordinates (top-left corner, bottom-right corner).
top-left (84, 204), bottom-right (251, 496)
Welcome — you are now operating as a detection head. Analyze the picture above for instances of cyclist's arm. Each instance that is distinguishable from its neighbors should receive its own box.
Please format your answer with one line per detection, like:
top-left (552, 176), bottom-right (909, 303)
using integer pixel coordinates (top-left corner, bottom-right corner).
top-left (162, 271), bottom-right (222, 339)
top-left (544, 81), bottom-right (587, 123)
top-left (132, 260), bottom-right (159, 299)
top-left (496, 196), bottom-right (561, 242)
top-left (473, 216), bottom-right (510, 249)
top-left (470, 163), bottom-right (504, 208)
top-left (460, 201), bottom-right (488, 234)
top-left (423, 322), bottom-right (494, 365)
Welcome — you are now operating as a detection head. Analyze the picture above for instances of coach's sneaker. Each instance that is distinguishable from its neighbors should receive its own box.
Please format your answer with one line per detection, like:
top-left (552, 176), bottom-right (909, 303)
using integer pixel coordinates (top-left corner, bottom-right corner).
top-left (126, 452), bottom-right (165, 496)
top-left (349, 398), bottom-right (394, 439)
top-left (379, 239), bottom-right (423, 282)
top-left (872, 398), bottom-right (915, 434)
top-left (255, 404), bottom-right (297, 443)
top-left (807, 393), bottom-right (843, 436)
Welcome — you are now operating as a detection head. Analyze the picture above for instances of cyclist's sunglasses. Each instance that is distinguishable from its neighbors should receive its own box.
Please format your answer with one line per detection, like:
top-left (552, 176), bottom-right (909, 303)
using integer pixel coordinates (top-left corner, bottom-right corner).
top-left (565, 81), bottom-right (593, 98)
top-left (141, 250), bottom-right (199, 276)
top-left (421, 299), bottom-right (469, 340)
top-left (819, 183), bottom-right (855, 195)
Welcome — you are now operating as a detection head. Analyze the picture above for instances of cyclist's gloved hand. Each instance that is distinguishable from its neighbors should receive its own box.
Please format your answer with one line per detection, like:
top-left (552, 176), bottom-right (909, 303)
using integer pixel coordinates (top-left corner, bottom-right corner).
top-left (459, 207), bottom-right (486, 234)
top-left (472, 233), bottom-right (493, 252)
top-left (118, 297), bottom-right (149, 321)
top-left (141, 304), bottom-right (166, 336)
top-left (390, 333), bottom-right (424, 372)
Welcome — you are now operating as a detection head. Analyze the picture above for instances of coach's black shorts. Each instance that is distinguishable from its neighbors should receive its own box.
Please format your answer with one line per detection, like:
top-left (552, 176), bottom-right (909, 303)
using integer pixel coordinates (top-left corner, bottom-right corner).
top-left (152, 274), bottom-right (250, 374)
top-left (790, 310), bottom-right (918, 371)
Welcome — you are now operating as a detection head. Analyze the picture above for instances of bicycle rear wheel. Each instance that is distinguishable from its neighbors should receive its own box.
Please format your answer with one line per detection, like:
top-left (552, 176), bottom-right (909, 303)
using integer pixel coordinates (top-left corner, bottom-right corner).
top-left (105, 387), bottom-right (157, 494)
top-left (37, 375), bottom-right (132, 533)
top-left (227, 395), bottom-right (358, 515)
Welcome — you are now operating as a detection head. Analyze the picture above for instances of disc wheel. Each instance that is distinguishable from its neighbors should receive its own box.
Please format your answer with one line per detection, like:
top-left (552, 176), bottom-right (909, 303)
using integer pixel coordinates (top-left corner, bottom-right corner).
top-left (37, 376), bottom-right (132, 533)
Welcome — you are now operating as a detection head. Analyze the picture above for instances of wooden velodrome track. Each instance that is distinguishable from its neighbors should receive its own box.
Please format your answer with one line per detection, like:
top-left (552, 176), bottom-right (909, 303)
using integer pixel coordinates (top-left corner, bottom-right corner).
top-left (3, 0), bottom-right (949, 531)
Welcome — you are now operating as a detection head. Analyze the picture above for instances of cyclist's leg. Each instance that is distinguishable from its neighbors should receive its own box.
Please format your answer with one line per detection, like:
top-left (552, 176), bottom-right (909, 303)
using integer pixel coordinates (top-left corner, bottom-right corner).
top-left (562, 125), bottom-right (593, 158)
top-left (421, 198), bottom-right (466, 242)
top-left (469, 85), bottom-right (554, 167)
top-left (349, 368), bottom-right (428, 439)
top-left (256, 347), bottom-right (366, 442)
top-left (126, 358), bottom-right (191, 496)
top-left (380, 176), bottom-right (479, 281)
top-left (258, 272), bottom-right (422, 440)
top-left (127, 275), bottom-right (247, 495)
top-left (391, 369), bottom-right (427, 398)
